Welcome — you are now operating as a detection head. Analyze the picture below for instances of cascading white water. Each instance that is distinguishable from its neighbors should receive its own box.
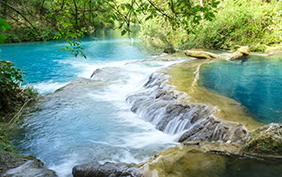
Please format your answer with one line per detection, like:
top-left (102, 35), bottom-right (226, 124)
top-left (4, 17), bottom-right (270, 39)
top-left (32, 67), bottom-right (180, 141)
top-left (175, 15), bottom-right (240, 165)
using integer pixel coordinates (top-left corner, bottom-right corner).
top-left (126, 71), bottom-right (250, 145)
top-left (4, 34), bottom-right (184, 177)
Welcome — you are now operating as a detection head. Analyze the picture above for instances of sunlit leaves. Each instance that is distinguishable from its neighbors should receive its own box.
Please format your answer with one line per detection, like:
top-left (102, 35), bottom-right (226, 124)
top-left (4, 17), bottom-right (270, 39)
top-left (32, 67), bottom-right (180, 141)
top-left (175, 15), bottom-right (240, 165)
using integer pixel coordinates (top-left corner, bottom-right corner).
top-left (0, 60), bottom-right (25, 92)
top-left (46, 0), bottom-right (220, 58)
top-left (0, 18), bottom-right (11, 44)
top-left (59, 39), bottom-right (87, 59)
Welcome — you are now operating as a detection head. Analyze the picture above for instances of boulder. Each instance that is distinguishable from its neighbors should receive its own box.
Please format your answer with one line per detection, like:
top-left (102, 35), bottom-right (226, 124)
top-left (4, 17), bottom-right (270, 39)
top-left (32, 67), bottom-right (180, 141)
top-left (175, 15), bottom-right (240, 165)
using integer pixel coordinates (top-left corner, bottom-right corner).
top-left (2, 160), bottom-right (57, 177)
top-left (240, 123), bottom-right (282, 156)
top-left (72, 161), bottom-right (141, 177)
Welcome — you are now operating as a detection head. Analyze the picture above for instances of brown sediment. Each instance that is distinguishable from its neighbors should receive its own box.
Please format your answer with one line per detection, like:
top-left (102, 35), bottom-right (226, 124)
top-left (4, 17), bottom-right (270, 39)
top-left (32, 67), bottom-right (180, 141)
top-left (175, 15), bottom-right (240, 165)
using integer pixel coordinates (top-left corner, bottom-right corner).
top-left (162, 59), bottom-right (264, 131)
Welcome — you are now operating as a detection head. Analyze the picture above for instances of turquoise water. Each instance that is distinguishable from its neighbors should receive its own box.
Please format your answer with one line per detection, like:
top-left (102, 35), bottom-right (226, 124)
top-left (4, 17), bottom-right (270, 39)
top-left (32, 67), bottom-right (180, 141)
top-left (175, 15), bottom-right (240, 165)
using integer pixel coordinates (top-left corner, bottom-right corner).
top-left (1, 31), bottom-right (179, 176)
top-left (200, 55), bottom-right (282, 123)
top-left (2, 33), bottom-right (282, 177)
top-left (0, 30), bottom-right (146, 93)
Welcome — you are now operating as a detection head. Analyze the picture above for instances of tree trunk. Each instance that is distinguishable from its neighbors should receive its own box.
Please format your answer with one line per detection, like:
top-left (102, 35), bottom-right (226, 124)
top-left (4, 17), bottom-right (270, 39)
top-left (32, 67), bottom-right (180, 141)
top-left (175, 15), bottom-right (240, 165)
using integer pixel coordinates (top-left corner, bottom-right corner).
top-left (200, 0), bottom-right (204, 27)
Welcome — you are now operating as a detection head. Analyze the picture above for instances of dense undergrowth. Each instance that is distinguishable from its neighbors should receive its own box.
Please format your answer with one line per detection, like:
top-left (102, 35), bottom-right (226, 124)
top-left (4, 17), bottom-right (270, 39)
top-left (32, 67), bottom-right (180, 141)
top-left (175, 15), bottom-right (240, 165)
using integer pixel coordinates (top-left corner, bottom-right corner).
top-left (0, 60), bottom-right (38, 174)
top-left (1, 0), bottom-right (115, 43)
top-left (139, 0), bottom-right (282, 53)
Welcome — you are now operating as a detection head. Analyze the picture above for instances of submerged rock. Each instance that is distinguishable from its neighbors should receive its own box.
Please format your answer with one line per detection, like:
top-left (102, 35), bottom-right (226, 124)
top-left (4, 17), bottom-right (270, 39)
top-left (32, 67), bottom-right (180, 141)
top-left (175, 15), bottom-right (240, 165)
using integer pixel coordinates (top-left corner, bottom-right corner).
top-left (72, 162), bottom-right (141, 177)
top-left (240, 123), bottom-right (282, 156)
top-left (2, 160), bottom-right (57, 177)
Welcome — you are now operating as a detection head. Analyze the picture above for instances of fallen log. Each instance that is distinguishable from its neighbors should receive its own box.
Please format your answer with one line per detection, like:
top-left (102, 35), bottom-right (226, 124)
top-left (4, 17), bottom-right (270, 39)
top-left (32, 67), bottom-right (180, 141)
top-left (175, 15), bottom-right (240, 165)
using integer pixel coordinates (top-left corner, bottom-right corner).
top-left (184, 46), bottom-right (250, 61)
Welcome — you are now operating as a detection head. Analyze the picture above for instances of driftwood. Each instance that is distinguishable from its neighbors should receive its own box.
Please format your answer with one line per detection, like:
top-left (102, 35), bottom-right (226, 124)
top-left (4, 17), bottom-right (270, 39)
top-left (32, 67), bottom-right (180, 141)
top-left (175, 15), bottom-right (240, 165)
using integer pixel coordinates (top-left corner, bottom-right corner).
top-left (184, 50), bottom-right (219, 59)
top-left (184, 46), bottom-right (250, 61)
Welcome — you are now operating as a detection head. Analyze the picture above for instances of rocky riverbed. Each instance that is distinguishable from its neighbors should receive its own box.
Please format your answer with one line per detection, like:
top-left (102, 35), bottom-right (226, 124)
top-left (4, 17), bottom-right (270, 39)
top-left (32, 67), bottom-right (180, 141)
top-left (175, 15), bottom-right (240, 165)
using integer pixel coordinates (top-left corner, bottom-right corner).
top-left (3, 49), bottom-right (282, 177)
top-left (72, 50), bottom-right (282, 177)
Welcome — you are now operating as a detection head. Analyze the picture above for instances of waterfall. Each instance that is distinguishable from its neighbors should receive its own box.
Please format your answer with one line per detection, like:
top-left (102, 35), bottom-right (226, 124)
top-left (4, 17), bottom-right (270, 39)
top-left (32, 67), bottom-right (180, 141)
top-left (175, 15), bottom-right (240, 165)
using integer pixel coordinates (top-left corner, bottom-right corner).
top-left (127, 72), bottom-right (250, 145)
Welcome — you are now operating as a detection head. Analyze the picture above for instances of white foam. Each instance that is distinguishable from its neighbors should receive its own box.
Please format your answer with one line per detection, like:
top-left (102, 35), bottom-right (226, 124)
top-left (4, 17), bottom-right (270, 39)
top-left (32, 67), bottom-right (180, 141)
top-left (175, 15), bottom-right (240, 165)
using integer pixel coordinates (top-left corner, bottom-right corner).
top-left (26, 80), bottom-right (68, 94)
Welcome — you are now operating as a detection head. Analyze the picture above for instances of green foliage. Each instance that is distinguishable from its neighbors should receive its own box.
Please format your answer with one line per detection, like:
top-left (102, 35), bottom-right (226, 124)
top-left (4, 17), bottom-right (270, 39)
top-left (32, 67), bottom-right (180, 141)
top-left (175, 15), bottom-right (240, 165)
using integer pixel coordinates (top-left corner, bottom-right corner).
top-left (140, 0), bottom-right (282, 52)
top-left (0, 60), bottom-right (24, 93)
top-left (59, 39), bottom-right (88, 59)
top-left (0, 18), bottom-right (11, 44)
top-left (0, 60), bottom-right (38, 115)
top-left (5, 26), bottom-right (56, 43)
top-left (190, 0), bottom-right (282, 51)
top-left (0, 128), bottom-right (18, 154)
top-left (1, 0), bottom-right (220, 56)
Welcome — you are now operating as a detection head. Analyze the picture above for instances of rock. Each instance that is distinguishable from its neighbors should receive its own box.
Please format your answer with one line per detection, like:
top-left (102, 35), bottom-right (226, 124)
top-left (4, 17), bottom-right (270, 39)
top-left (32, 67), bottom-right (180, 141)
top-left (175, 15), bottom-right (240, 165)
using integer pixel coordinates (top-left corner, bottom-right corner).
top-left (140, 141), bottom-right (238, 177)
top-left (225, 46), bottom-right (250, 61)
top-left (2, 160), bottom-right (57, 177)
top-left (127, 72), bottom-right (250, 145)
top-left (265, 45), bottom-right (282, 54)
top-left (240, 123), bottom-right (282, 156)
top-left (73, 141), bottom-right (282, 177)
top-left (72, 162), bottom-right (141, 177)
top-left (184, 50), bottom-right (219, 59)
top-left (140, 141), bottom-right (282, 177)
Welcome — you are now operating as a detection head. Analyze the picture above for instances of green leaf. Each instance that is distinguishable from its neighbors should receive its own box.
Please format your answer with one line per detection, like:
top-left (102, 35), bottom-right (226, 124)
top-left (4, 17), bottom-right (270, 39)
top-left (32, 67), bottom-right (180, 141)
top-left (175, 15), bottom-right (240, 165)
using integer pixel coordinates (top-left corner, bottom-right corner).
top-left (125, 4), bottom-right (131, 10)
top-left (0, 26), bottom-right (6, 31)
top-left (106, 16), bottom-right (112, 21)
top-left (0, 34), bottom-right (7, 40)
top-left (121, 30), bottom-right (127, 36)
top-left (2, 22), bottom-right (10, 29)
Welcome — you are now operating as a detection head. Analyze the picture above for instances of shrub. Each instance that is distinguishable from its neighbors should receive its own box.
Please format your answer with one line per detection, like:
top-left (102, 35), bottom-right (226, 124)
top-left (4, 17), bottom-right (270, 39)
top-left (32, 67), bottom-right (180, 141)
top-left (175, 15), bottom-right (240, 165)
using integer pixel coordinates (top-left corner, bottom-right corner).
top-left (0, 60), bottom-right (37, 117)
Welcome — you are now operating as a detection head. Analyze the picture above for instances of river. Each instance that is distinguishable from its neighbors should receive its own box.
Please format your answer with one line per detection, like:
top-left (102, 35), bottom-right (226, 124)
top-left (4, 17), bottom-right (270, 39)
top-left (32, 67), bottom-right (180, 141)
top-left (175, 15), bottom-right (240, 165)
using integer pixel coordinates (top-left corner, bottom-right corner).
top-left (2, 30), bottom-right (282, 177)
top-left (1, 30), bottom-right (178, 176)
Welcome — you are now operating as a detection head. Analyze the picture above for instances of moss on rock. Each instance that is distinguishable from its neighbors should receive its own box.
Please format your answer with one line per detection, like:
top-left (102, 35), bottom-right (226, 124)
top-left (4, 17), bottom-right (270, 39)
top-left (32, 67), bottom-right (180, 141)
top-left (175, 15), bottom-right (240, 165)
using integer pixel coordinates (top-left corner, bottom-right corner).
top-left (240, 123), bottom-right (282, 156)
top-left (140, 141), bottom-right (240, 177)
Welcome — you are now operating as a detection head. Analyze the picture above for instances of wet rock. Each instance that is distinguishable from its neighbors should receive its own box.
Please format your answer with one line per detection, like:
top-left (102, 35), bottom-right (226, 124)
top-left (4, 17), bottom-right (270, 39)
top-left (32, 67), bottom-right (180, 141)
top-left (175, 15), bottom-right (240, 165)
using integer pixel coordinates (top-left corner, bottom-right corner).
top-left (240, 123), bottom-right (282, 156)
top-left (72, 162), bottom-right (141, 177)
top-left (127, 72), bottom-right (250, 145)
top-left (2, 160), bottom-right (57, 177)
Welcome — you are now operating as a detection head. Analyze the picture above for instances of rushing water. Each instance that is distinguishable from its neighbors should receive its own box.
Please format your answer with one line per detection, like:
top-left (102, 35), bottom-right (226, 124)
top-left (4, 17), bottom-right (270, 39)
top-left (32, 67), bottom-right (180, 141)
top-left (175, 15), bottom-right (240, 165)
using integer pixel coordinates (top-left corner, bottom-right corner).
top-left (200, 55), bottom-right (282, 123)
top-left (1, 30), bottom-right (178, 176)
top-left (3, 31), bottom-right (282, 176)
